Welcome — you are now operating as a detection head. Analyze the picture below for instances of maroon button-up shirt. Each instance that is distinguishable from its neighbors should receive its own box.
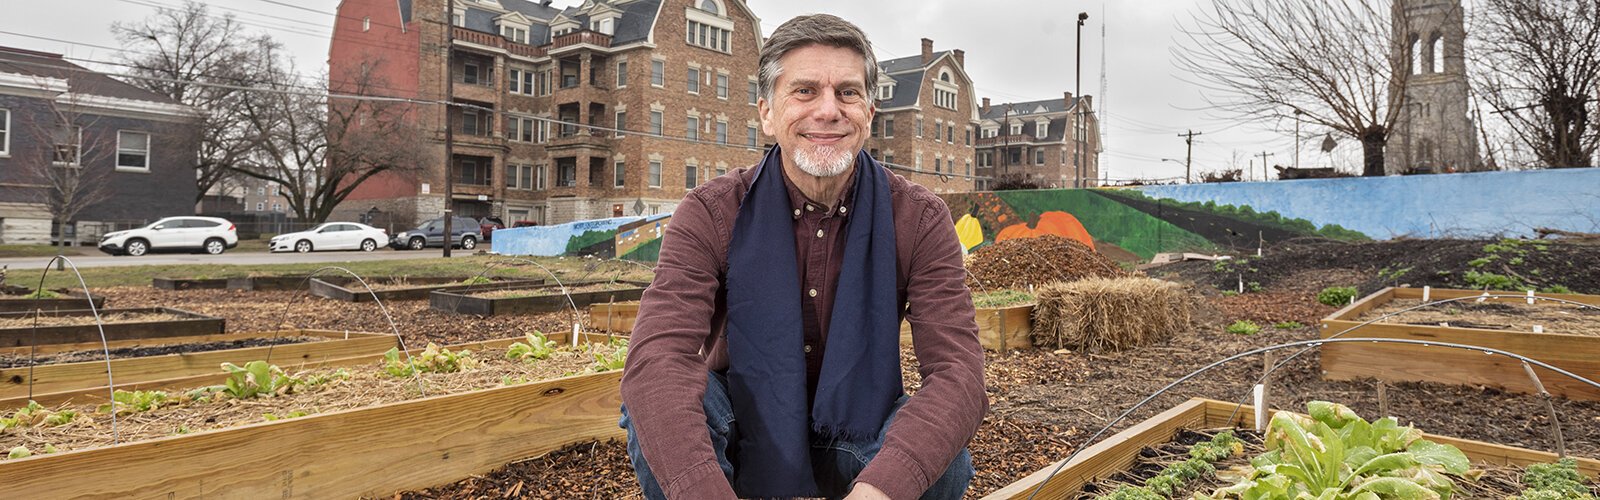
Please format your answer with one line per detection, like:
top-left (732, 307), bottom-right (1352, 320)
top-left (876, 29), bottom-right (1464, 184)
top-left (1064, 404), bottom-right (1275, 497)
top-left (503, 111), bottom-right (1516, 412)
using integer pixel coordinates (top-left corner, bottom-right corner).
top-left (620, 160), bottom-right (987, 500)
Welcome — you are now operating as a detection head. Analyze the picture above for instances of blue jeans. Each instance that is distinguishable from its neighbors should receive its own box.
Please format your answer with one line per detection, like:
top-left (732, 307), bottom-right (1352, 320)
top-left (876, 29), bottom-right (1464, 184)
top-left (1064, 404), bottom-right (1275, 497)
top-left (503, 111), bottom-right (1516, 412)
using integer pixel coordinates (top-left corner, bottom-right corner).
top-left (619, 372), bottom-right (974, 500)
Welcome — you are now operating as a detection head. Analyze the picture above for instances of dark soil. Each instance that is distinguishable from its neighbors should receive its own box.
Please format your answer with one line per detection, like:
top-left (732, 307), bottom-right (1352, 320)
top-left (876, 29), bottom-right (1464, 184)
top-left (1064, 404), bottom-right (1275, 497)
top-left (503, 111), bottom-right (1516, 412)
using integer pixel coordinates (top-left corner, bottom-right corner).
top-left (397, 440), bottom-right (642, 500)
top-left (0, 336), bottom-right (321, 368)
top-left (1159, 238), bottom-right (1600, 296)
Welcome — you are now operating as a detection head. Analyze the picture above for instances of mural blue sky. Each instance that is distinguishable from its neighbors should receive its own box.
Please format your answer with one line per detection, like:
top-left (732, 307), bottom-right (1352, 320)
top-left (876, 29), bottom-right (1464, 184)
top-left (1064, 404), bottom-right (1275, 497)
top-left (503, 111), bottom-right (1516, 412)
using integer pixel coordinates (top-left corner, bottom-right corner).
top-left (0, 0), bottom-right (1370, 182)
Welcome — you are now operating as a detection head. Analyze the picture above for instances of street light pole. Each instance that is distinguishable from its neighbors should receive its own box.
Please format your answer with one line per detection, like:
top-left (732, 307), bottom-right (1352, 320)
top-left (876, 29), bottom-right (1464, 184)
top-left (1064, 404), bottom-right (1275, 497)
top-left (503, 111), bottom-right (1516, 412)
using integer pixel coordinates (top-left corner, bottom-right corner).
top-left (1293, 109), bottom-right (1302, 172)
top-left (1075, 12), bottom-right (1088, 188)
top-left (441, 0), bottom-right (455, 258)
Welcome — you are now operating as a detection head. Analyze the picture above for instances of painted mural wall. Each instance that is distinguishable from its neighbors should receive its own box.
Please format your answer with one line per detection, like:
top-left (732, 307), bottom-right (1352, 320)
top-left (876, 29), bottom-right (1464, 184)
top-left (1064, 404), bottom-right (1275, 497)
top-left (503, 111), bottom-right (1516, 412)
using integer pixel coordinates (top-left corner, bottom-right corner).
top-left (492, 168), bottom-right (1600, 262)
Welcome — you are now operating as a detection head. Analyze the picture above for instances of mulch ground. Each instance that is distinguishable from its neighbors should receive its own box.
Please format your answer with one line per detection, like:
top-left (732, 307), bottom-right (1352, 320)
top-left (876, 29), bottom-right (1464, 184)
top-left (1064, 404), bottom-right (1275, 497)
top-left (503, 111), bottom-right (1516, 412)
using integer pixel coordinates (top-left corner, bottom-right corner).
top-left (59, 247), bottom-right (1600, 498)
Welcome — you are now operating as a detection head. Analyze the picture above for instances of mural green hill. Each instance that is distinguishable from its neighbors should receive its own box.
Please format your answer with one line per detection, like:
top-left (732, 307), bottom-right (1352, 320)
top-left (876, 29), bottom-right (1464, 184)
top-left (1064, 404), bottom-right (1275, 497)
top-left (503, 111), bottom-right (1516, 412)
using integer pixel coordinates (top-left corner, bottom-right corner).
top-left (1096, 190), bottom-right (1369, 242)
top-left (992, 190), bottom-right (1214, 259)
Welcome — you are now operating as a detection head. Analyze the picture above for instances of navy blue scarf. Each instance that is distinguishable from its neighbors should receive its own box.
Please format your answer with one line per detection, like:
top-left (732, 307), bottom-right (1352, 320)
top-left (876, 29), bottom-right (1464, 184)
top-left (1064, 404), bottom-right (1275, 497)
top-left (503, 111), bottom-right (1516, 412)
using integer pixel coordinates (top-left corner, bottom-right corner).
top-left (724, 146), bottom-right (902, 497)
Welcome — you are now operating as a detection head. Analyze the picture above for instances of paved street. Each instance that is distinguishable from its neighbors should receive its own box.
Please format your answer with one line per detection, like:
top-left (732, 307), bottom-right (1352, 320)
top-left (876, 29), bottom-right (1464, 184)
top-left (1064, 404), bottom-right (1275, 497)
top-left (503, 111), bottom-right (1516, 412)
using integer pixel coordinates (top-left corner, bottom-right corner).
top-left (0, 248), bottom-right (474, 270)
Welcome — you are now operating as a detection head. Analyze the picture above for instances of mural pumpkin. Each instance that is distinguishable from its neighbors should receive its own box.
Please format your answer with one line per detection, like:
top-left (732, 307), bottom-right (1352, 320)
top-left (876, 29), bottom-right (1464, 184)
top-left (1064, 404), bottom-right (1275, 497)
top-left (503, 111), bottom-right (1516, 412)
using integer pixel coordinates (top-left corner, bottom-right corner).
top-left (994, 211), bottom-right (1095, 250)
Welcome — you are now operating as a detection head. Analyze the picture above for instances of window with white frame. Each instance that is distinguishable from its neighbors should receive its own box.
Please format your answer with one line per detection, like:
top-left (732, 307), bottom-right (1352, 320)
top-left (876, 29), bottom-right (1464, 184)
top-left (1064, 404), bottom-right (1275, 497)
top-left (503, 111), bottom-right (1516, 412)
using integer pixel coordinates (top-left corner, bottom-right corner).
top-left (648, 160), bottom-right (662, 187)
top-left (1035, 149), bottom-right (1045, 165)
top-left (699, 0), bottom-right (720, 14)
top-left (934, 157), bottom-right (942, 173)
top-left (651, 59), bottom-right (664, 87)
top-left (1036, 119), bottom-right (1049, 139)
top-left (616, 61), bottom-right (628, 87)
top-left (686, 21), bottom-right (731, 53)
top-left (748, 79), bottom-right (758, 105)
top-left (687, 67), bottom-right (700, 94)
top-left (933, 122), bottom-right (941, 143)
top-left (1010, 122), bottom-right (1022, 135)
top-left (598, 18), bottom-right (614, 35)
top-left (934, 88), bottom-right (957, 110)
top-left (0, 109), bottom-right (11, 156)
top-left (716, 73), bottom-right (728, 99)
top-left (256, 202), bottom-right (265, 211)
top-left (614, 160), bottom-right (626, 188)
top-left (716, 121), bottom-right (727, 144)
top-left (685, 163), bottom-right (698, 188)
top-left (686, 116), bottom-right (699, 141)
top-left (947, 125), bottom-right (954, 143)
top-left (883, 117), bottom-right (894, 137)
top-left (116, 130), bottom-right (151, 171)
top-left (535, 163), bottom-right (547, 190)
top-left (916, 117), bottom-right (923, 137)
top-left (505, 164), bottom-right (519, 189)
top-left (747, 125), bottom-right (757, 147)
top-left (502, 26), bottom-right (527, 43)
top-left (52, 125), bottom-right (82, 165)
top-left (650, 110), bottom-right (663, 136)
top-left (615, 111), bottom-right (626, 137)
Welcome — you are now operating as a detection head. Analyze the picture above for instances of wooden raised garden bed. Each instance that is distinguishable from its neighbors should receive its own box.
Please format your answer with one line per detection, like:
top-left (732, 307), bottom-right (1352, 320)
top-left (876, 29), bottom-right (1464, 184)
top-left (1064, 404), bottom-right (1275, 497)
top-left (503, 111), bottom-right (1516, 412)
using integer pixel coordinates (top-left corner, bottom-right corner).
top-left (151, 277), bottom-right (230, 290)
top-left (984, 398), bottom-right (1600, 499)
top-left (588, 301), bottom-right (640, 333)
top-left (308, 276), bottom-right (543, 302)
top-left (0, 294), bottom-right (106, 314)
top-left (0, 333), bottom-right (626, 498)
top-left (0, 329), bottom-right (398, 402)
top-left (1321, 286), bottom-right (1600, 401)
top-left (901, 290), bottom-right (1035, 351)
top-left (226, 275), bottom-right (313, 291)
top-left (0, 307), bottom-right (223, 348)
top-left (431, 281), bottom-right (649, 316)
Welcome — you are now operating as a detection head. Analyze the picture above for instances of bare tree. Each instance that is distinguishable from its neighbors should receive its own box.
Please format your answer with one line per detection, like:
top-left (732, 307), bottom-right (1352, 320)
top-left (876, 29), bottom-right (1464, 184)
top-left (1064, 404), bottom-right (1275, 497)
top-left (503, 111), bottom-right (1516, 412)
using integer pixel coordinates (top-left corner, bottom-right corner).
top-left (113, 0), bottom-right (274, 203)
top-left (1468, 0), bottom-right (1600, 168)
top-left (1175, 0), bottom-right (1411, 176)
top-left (232, 50), bottom-right (426, 222)
top-left (18, 85), bottom-right (115, 246)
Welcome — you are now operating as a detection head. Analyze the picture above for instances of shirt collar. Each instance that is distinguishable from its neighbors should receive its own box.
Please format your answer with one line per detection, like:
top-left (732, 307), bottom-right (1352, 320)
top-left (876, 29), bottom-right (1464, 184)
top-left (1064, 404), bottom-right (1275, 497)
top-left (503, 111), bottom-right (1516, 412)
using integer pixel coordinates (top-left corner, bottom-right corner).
top-left (780, 157), bottom-right (860, 219)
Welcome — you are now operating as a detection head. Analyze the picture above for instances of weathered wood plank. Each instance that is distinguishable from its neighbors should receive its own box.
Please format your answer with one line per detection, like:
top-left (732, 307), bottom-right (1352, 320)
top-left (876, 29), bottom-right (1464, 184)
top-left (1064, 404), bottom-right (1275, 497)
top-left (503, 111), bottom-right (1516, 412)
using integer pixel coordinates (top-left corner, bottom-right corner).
top-left (0, 330), bottom-right (383, 357)
top-left (588, 301), bottom-right (640, 333)
top-left (0, 296), bottom-right (107, 313)
top-left (900, 305), bottom-right (1035, 352)
top-left (0, 370), bottom-right (625, 499)
top-left (0, 307), bottom-right (225, 347)
top-left (1391, 287), bottom-right (1600, 306)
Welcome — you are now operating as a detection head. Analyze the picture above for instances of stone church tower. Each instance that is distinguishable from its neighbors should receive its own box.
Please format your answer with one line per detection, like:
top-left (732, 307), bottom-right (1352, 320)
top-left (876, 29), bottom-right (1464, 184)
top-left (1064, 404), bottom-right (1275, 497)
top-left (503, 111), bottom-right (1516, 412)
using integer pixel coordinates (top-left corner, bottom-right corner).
top-left (1388, 0), bottom-right (1482, 174)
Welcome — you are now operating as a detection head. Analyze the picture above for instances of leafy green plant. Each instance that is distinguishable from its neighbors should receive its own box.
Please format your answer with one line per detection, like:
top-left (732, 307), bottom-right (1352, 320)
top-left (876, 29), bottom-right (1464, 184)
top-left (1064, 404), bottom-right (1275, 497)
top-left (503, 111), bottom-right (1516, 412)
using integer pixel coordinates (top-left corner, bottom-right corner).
top-left (383, 343), bottom-right (478, 377)
top-left (1246, 282), bottom-right (1263, 293)
top-left (1226, 320), bottom-right (1261, 336)
top-left (1099, 431), bottom-right (1241, 499)
top-left (1377, 266), bottom-right (1413, 281)
top-left (1464, 270), bottom-right (1523, 291)
top-left (97, 390), bottom-right (174, 415)
top-left (1540, 285), bottom-right (1573, 294)
top-left (263, 410), bottom-right (309, 421)
top-left (460, 275), bottom-right (494, 285)
top-left (1468, 256), bottom-right (1497, 268)
top-left (1220, 290), bottom-right (1239, 297)
top-left (218, 361), bottom-right (300, 399)
top-left (1, 400), bottom-right (76, 430)
top-left (1515, 458), bottom-right (1595, 500)
top-left (507, 331), bottom-right (558, 363)
top-left (1317, 286), bottom-right (1359, 307)
top-left (300, 368), bottom-right (351, 387)
top-left (7, 446), bottom-right (30, 459)
top-left (1208, 401), bottom-right (1479, 499)
top-left (22, 289), bottom-right (60, 299)
top-left (592, 346), bottom-right (628, 372)
top-left (1274, 321), bottom-right (1304, 330)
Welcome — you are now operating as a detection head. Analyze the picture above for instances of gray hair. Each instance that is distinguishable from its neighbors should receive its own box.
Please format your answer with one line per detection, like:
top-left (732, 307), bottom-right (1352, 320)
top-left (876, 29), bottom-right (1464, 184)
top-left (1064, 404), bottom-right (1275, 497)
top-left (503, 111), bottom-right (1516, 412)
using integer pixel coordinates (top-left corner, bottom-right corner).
top-left (756, 14), bottom-right (878, 104)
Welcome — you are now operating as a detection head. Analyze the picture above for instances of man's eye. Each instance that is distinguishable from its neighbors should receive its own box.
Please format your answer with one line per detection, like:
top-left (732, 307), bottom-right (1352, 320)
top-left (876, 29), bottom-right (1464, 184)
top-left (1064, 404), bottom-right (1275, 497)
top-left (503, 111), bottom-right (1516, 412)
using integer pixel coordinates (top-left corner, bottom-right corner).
top-left (795, 88), bottom-right (814, 95)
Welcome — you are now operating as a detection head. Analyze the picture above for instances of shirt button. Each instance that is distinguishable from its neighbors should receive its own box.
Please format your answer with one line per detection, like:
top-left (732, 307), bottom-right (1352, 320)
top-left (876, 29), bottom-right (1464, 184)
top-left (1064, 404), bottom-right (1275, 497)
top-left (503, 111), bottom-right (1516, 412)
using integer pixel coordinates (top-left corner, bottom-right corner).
top-left (816, 229), bottom-right (825, 238)
top-left (804, 344), bottom-right (813, 353)
top-left (806, 204), bottom-right (815, 212)
top-left (808, 288), bottom-right (817, 297)
top-left (793, 208), bottom-right (801, 217)
top-left (839, 206), bottom-right (847, 214)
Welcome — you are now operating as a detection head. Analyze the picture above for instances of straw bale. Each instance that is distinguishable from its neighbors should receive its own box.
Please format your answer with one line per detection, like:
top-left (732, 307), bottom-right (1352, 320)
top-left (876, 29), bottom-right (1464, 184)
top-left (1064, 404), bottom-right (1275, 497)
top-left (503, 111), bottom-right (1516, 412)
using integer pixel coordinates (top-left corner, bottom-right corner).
top-left (1031, 277), bottom-right (1192, 352)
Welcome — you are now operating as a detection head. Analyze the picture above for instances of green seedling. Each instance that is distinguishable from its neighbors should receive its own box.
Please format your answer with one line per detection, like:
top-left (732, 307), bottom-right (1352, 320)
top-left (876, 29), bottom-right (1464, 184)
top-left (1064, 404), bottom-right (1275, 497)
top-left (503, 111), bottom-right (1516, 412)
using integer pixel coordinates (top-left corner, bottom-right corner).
top-left (22, 289), bottom-right (60, 299)
top-left (460, 275), bottom-right (494, 285)
top-left (300, 368), bottom-right (351, 387)
top-left (1225, 320), bottom-right (1261, 336)
top-left (1246, 282), bottom-right (1263, 293)
top-left (7, 446), bottom-right (30, 459)
top-left (1207, 401), bottom-right (1479, 499)
top-left (263, 410), bottom-right (309, 421)
top-left (507, 331), bottom-right (558, 363)
top-left (1465, 270), bottom-right (1523, 291)
top-left (383, 343), bottom-right (478, 377)
top-left (217, 361), bottom-right (300, 399)
top-left (1316, 286), bottom-right (1358, 307)
top-left (2, 400), bottom-right (75, 429)
top-left (97, 390), bottom-right (174, 415)
top-left (1540, 285), bottom-right (1572, 294)
top-left (592, 346), bottom-right (628, 372)
top-left (1273, 321), bottom-right (1304, 330)
top-left (1221, 290), bottom-right (1239, 297)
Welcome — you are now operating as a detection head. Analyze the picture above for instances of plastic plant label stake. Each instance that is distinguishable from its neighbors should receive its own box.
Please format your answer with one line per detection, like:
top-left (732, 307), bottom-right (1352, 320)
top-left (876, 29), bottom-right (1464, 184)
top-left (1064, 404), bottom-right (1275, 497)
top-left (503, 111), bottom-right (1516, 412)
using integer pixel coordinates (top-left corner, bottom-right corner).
top-left (1252, 384), bottom-right (1266, 431)
top-left (572, 322), bottom-right (581, 348)
top-left (1533, 325), bottom-right (1544, 334)
top-left (1423, 286), bottom-right (1431, 302)
top-left (1527, 290), bottom-right (1535, 305)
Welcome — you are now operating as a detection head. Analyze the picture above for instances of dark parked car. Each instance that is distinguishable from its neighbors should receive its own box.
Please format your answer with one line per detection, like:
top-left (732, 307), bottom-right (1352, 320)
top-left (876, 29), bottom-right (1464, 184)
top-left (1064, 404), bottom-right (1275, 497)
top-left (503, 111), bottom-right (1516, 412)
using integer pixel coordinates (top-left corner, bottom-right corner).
top-left (389, 216), bottom-right (482, 250)
top-left (479, 216), bottom-right (505, 242)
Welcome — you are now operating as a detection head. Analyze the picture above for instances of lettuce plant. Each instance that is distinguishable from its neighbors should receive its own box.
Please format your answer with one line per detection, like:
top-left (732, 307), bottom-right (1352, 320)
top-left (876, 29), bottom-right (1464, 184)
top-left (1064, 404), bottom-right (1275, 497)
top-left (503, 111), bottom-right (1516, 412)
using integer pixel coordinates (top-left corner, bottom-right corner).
top-left (263, 410), bottom-right (309, 421)
top-left (591, 346), bottom-right (628, 372)
top-left (218, 361), bottom-right (300, 399)
top-left (97, 390), bottom-right (175, 415)
top-left (1, 400), bottom-right (76, 429)
top-left (1208, 401), bottom-right (1479, 499)
top-left (507, 331), bottom-right (557, 363)
top-left (383, 343), bottom-right (477, 377)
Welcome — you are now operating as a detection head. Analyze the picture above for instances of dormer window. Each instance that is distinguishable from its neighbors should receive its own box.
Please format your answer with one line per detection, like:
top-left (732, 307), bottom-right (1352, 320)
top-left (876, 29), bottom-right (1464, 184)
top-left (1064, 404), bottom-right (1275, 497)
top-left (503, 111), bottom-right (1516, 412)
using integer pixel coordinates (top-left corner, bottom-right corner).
top-left (594, 18), bottom-right (614, 35)
top-left (502, 26), bottom-right (527, 43)
top-left (1035, 119), bottom-right (1049, 138)
top-left (1010, 122), bottom-right (1022, 136)
top-left (685, 0), bottom-right (733, 53)
top-left (878, 84), bottom-right (894, 100)
top-left (939, 70), bottom-right (951, 83)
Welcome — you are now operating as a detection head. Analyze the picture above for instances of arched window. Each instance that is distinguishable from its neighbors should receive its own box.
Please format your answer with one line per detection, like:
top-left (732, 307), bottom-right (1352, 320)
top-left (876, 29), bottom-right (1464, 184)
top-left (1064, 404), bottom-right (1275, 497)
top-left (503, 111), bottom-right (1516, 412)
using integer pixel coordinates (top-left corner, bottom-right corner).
top-left (699, 0), bottom-right (720, 15)
top-left (1430, 33), bottom-right (1444, 73)
top-left (939, 70), bottom-right (951, 83)
top-left (1409, 33), bottom-right (1422, 75)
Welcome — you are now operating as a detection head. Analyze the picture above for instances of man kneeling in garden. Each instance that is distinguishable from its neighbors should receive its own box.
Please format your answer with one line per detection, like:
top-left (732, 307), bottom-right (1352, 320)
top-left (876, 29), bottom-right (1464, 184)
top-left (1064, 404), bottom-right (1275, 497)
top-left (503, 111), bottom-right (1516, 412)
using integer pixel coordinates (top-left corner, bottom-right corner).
top-left (618, 13), bottom-right (987, 500)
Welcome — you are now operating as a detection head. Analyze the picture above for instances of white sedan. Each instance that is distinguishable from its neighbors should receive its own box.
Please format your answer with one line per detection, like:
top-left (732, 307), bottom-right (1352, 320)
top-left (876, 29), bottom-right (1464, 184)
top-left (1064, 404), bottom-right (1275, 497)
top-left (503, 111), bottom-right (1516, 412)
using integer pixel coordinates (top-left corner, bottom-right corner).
top-left (269, 222), bottom-right (388, 253)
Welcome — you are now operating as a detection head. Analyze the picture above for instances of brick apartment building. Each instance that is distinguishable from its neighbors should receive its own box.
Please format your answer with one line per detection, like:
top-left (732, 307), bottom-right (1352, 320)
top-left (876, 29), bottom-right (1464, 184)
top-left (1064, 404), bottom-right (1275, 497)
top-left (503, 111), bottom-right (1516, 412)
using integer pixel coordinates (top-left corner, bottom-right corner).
top-left (975, 93), bottom-right (1101, 190)
top-left (865, 38), bottom-right (978, 194)
top-left (329, 0), bottom-right (768, 226)
top-left (0, 46), bottom-right (197, 245)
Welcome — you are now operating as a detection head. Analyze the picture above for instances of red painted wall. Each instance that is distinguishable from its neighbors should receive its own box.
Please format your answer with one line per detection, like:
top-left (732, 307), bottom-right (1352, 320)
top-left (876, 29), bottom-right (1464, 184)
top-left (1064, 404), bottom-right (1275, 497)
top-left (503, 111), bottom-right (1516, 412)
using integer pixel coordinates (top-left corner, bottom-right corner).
top-left (330, 0), bottom-right (424, 200)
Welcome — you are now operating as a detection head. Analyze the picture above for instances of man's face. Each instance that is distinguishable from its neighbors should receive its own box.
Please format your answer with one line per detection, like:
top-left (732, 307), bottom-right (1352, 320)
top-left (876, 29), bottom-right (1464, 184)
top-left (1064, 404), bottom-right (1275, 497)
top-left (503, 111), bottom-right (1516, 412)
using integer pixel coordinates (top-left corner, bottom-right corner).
top-left (758, 44), bottom-right (875, 178)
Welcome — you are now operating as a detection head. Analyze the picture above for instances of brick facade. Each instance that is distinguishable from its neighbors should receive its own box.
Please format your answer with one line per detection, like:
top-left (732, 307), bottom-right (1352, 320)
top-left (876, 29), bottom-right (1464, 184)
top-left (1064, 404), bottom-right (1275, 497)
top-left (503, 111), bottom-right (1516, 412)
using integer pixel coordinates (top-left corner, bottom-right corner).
top-left (330, 0), bottom-right (768, 227)
top-left (865, 39), bottom-right (978, 194)
top-left (974, 93), bottom-right (1102, 190)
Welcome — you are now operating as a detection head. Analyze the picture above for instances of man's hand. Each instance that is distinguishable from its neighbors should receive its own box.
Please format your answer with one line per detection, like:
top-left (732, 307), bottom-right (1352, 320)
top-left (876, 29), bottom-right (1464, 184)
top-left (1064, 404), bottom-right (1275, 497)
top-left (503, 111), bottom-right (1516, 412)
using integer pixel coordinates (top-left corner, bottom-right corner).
top-left (844, 482), bottom-right (890, 500)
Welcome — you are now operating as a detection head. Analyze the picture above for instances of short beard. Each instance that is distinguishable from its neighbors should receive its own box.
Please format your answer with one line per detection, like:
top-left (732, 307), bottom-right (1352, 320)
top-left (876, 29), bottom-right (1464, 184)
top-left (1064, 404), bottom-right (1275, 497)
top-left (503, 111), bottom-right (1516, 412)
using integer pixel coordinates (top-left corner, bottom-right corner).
top-left (793, 145), bottom-right (855, 177)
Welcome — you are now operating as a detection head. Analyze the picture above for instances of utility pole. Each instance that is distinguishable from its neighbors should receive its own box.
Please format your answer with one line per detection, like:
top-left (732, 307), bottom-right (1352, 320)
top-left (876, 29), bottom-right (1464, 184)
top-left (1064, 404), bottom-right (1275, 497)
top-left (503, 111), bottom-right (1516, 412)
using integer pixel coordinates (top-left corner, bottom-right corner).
top-left (441, 0), bottom-right (455, 258)
top-left (1075, 12), bottom-right (1088, 188)
top-left (1178, 130), bottom-right (1202, 183)
top-left (1293, 110), bottom-right (1302, 170)
top-left (1257, 151), bottom-right (1275, 181)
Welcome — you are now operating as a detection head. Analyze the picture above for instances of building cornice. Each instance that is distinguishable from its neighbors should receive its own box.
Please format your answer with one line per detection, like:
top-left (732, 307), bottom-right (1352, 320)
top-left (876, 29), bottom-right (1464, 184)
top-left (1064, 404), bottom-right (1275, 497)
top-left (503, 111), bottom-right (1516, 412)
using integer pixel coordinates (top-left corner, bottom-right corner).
top-left (56, 93), bottom-right (199, 122)
top-left (0, 72), bottom-right (70, 98)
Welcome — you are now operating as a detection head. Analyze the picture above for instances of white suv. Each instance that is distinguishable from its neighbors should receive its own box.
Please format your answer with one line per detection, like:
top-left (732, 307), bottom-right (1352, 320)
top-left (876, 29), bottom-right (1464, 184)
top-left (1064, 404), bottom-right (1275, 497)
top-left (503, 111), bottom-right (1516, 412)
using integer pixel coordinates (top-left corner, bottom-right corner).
top-left (99, 217), bottom-right (239, 256)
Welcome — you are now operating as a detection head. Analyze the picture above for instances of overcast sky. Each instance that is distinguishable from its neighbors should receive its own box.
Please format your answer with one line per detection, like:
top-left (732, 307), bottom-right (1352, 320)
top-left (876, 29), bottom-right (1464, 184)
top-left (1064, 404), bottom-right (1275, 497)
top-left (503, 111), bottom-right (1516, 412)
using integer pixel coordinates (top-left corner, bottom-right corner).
top-left (0, 0), bottom-right (1362, 182)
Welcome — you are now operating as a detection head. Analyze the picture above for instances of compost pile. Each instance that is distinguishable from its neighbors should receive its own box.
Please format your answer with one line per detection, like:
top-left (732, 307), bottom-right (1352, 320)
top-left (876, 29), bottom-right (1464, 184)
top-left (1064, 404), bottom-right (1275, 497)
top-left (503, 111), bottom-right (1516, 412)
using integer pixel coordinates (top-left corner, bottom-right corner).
top-left (966, 236), bottom-right (1127, 291)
